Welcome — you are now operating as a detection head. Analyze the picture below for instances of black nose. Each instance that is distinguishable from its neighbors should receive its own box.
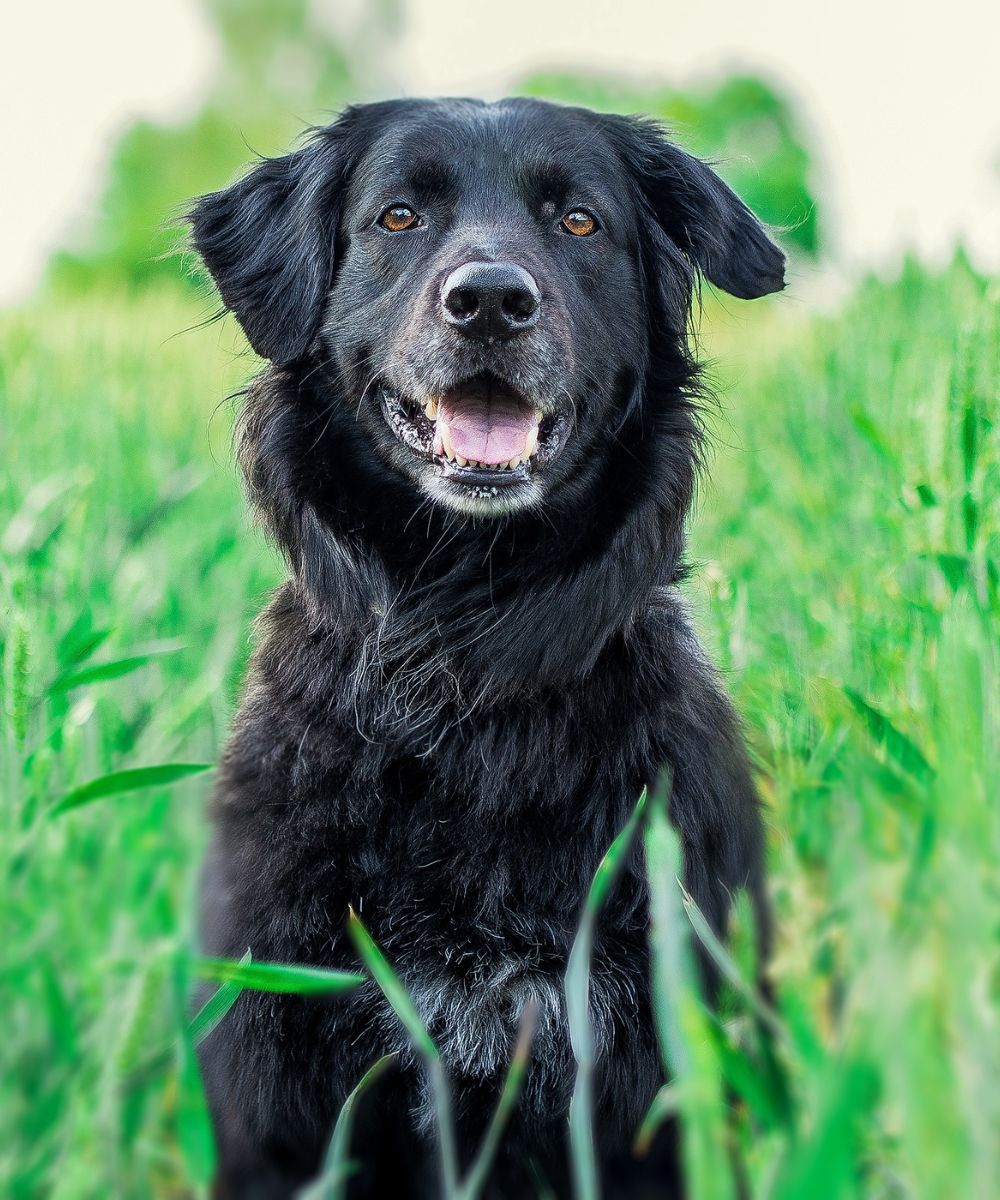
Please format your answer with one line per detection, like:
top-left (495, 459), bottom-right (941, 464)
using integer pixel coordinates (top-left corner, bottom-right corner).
top-left (440, 261), bottom-right (541, 338)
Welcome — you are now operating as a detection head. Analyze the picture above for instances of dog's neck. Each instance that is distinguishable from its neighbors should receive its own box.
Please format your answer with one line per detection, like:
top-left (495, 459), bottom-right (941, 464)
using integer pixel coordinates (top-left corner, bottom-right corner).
top-left (237, 365), bottom-right (698, 694)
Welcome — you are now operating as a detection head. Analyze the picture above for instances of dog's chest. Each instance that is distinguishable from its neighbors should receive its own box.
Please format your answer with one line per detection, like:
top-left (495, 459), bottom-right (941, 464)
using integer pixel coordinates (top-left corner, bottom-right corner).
top-left (340, 787), bottom-right (652, 1100)
top-left (344, 774), bottom-right (631, 940)
top-left (348, 937), bottom-right (653, 1133)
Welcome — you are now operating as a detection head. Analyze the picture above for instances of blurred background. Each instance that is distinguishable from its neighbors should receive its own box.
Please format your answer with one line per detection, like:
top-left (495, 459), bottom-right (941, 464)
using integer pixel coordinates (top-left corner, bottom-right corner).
top-left (4, 0), bottom-right (1000, 299)
top-left (2, 3), bottom-right (999, 1198)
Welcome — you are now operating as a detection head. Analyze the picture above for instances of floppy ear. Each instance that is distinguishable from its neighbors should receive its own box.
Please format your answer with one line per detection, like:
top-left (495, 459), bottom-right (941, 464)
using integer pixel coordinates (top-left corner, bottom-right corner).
top-left (607, 116), bottom-right (785, 300)
top-left (189, 133), bottom-right (344, 363)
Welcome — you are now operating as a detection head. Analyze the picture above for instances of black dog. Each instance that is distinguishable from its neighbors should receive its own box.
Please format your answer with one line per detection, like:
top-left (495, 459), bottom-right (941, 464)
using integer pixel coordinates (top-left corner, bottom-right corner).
top-left (190, 97), bottom-right (783, 1199)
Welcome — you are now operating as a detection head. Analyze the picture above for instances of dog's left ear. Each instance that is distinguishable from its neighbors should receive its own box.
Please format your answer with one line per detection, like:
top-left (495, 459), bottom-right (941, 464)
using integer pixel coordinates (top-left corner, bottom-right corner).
top-left (607, 116), bottom-right (785, 300)
top-left (189, 128), bottom-right (347, 363)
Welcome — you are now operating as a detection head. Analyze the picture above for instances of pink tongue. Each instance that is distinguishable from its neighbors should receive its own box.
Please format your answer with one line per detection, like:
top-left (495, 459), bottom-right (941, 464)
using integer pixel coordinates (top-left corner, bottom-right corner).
top-left (438, 392), bottom-right (537, 464)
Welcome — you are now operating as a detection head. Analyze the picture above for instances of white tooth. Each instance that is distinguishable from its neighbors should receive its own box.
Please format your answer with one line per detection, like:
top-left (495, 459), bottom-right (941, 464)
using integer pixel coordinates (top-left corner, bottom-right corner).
top-left (524, 425), bottom-right (539, 458)
top-left (425, 397), bottom-right (439, 419)
top-left (534, 408), bottom-right (544, 422)
top-left (508, 457), bottom-right (521, 470)
top-left (439, 422), bottom-right (455, 460)
top-left (456, 454), bottom-right (468, 467)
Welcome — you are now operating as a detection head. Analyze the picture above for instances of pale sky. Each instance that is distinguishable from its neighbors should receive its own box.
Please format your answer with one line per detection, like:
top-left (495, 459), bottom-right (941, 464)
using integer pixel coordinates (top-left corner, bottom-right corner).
top-left (3, 0), bottom-right (999, 302)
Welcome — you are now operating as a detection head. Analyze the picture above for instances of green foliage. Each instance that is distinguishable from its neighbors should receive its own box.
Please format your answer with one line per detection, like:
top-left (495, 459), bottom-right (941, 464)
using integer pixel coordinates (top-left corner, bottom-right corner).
top-left (644, 782), bottom-right (736, 1200)
top-left (49, 3), bottom-right (819, 296)
top-left (0, 289), bottom-right (279, 1198)
top-left (565, 786), bottom-right (647, 1199)
top-left (172, 951), bottom-right (216, 1186)
top-left (49, 645), bottom-right (184, 694)
top-left (688, 253), bottom-right (1000, 1197)
top-left (50, 763), bottom-right (214, 817)
top-left (189, 949), bottom-right (251, 1045)
top-left (196, 957), bottom-right (364, 996)
top-left (348, 908), bottom-right (461, 1195)
top-left (302, 1053), bottom-right (398, 1200)
top-left (50, 109), bottom-right (272, 292)
top-left (520, 71), bottom-right (821, 257)
top-left (49, 0), bottom-right (399, 292)
top-left (1, 255), bottom-right (998, 1196)
top-left (347, 910), bottom-right (537, 1200)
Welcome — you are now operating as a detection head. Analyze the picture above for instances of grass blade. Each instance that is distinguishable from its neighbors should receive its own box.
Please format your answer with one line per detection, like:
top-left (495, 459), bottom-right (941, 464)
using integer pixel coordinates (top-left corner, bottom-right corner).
top-left (644, 769), bottom-right (687, 1077)
top-left (9, 614), bottom-right (30, 749)
top-left (197, 956), bottom-right (363, 996)
top-left (645, 779), bottom-right (735, 1200)
top-left (771, 1059), bottom-right (878, 1200)
top-left (172, 951), bottom-right (216, 1186)
top-left (49, 762), bottom-right (213, 816)
top-left (49, 646), bottom-right (184, 693)
top-left (565, 787), bottom-right (648, 1200)
top-left (56, 621), bottom-right (112, 668)
top-left (843, 688), bottom-right (934, 783)
top-left (849, 405), bottom-right (899, 465)
top-left (678, 885), bottom-right (787, 1042)
top-left (707, 1018), bottom-right (789, 1131)
top-left (302, 1053), bottom-right (398, 1200)
top-left (585, 786), bottom-right (649, 913)
top-left (348, 908), bottom-right (459, 1198)
top-left (189, 949), bottom-right (252, 1045)
top-left (347, 909), bottom-right (440, 1059)
top-left (459, 998), bottom-right (539, 1200)
top-left (634, 1084), bottom-right (682, 1156)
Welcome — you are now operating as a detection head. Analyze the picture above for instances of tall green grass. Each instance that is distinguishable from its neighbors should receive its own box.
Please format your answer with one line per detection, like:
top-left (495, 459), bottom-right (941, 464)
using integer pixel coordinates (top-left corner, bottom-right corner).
top-left (1, 256), bottom-right (997, 1197)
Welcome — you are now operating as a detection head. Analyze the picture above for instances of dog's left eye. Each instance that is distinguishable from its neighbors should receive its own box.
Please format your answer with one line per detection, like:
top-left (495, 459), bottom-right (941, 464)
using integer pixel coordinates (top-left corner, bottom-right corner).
top-left (561, 210), bottom-right (599, 237)
top-left (379, 205), bottom-right (420, 232)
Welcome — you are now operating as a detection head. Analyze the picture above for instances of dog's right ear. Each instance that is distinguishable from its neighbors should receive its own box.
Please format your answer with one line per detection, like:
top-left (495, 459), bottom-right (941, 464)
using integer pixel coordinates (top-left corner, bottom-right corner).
top-left (189, 129), bottom-right (347, 364)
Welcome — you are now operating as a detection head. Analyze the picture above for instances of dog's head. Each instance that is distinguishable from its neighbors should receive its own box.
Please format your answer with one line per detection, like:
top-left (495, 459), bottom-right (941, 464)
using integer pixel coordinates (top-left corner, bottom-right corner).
top-left (191, 98), bottom-right (783, 519)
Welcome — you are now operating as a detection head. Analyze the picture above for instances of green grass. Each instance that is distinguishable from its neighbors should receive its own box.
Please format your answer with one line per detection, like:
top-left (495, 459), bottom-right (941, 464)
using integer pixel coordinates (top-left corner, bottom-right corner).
top-left (1, 257), bottom-right (998, 1198)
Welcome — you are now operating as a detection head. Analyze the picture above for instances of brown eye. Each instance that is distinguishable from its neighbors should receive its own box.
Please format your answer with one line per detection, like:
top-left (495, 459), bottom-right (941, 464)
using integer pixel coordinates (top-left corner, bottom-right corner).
top-left (379, 205), bottom-right (419, 232)
top-left (561, 209), bottom-right (598, 237)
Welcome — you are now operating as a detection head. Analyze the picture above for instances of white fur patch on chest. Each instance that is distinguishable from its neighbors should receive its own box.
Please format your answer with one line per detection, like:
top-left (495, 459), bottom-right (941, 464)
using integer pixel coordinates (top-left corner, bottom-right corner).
top-left (363, 951), bottom-right (643, 1085)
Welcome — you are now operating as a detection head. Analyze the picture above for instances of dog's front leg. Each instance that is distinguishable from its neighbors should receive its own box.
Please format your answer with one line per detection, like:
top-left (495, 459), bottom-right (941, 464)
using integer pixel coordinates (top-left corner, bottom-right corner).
top-left (198, 991), bottom-right (333, 1200)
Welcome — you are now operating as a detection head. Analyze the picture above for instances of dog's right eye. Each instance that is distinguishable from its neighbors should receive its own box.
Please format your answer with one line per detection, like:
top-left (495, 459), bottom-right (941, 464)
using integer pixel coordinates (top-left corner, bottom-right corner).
top-left (379, 205), bottom-right (420, 232)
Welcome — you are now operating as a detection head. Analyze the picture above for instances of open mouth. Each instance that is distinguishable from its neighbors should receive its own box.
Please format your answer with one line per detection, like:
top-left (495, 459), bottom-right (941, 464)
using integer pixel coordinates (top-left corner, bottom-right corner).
top-left (381, 373), bottom-right (570, 488)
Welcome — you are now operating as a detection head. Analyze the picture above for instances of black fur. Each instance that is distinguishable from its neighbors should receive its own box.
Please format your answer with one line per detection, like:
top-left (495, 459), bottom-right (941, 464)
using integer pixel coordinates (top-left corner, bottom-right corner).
top-left (190, 97), bottom-right (783, 1199)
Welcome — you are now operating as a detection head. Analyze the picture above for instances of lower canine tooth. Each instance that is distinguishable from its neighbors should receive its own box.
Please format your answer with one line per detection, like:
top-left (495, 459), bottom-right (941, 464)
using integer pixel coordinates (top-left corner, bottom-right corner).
top-left (524, 425), bottom-right (539, 458)
top-left (507, 457), bottom-right (521, 469)
top-left (439, 422), bottom-right (455, 460)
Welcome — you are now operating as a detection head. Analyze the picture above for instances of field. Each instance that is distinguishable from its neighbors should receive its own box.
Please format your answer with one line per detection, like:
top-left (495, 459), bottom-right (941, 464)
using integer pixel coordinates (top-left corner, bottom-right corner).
top-left (2, 258), bottom-right (998, 1198)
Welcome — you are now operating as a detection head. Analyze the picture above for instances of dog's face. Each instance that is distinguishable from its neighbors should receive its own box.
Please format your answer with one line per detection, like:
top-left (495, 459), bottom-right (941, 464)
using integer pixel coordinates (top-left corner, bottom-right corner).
top-left (191, 98), bottom-right (784, 518)
top-left (327, 101), bottom-right (646, 517)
